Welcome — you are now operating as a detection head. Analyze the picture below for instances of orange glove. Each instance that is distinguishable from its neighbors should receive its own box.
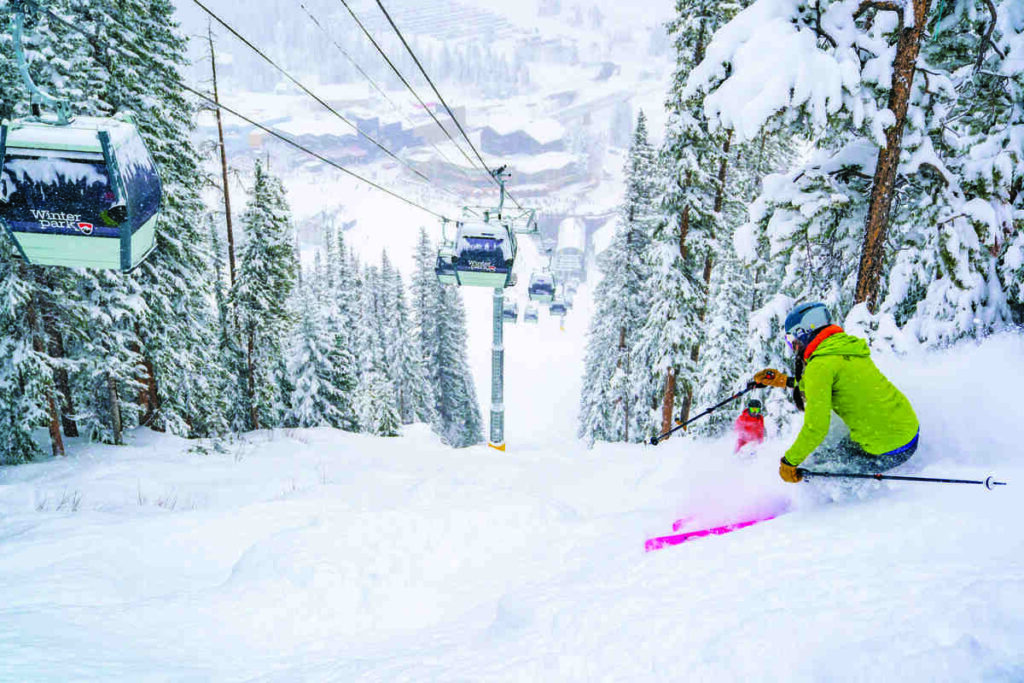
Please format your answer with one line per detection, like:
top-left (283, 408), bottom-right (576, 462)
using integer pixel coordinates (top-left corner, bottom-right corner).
top-left (753, 368), bottom-right (789, 389)
top-left (779, 457), bottom-right (803, 483)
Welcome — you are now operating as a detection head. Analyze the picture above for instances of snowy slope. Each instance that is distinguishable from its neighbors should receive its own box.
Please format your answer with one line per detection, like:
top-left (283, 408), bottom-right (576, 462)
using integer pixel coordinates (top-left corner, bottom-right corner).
top-left (1, 329), bottom-right (1022, 680)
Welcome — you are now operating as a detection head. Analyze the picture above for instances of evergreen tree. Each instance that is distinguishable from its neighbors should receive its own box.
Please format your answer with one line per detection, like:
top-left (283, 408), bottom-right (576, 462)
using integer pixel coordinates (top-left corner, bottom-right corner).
top-left (410, 229), bottom-right (482, 447)
top-left (68, 269), bottom-right (145, 445)
top-left (0, 243), bottom-right (50, 462)
top-left (103, 0), bottom-right (229, 436)
top-left (580, 112), bottom-right (658, 444)
top-left (288, 276), bottom-right (343, 428)
top-left (686, 0), bottom-right (1023, 351)
top-left (640, 0), bottom-right (744, 438)
top-left (431, 284), bottom-right (484, 448)
top-left (384, 261), bottom-right (436, 425)
top-left (323, 229), bottom-right (360, 431)
top-left (231, 160), bottom-right (298, 430)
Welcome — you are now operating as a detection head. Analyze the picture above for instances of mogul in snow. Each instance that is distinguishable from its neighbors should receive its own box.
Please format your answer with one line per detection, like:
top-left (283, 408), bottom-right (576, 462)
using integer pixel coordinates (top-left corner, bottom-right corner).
top-left (751, 303), bottom-right (920, 483)
top-left (733, 398), bottom-right (765, 454)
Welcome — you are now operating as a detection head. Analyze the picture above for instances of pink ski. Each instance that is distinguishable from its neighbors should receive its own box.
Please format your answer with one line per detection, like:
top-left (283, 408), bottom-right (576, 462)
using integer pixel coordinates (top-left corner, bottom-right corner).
top-left (645, 513), bottom-right (782, 552)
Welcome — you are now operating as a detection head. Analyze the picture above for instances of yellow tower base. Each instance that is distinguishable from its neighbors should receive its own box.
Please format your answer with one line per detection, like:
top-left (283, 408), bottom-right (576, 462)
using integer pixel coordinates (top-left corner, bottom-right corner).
top-left (489, 442), bottom-right (506, 452)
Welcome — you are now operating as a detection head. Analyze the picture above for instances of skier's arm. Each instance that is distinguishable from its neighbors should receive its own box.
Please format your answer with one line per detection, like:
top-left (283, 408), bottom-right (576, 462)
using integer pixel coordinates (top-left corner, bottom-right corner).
top-left (784, 363), bottom-right (832, 466)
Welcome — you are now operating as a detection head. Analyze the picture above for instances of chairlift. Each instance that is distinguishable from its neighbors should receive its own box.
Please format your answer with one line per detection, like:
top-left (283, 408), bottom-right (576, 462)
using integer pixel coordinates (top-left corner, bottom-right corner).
top-left (452, 220), bottom-right (517, 288)
top-left (502, 299), bottom-right (518, 323)
top-left (549, 298), bottom-right (568, 317)
top-left (523, 304), bottom-right (539, 323)
top-left (527, 270), bottom-right (555, 303)
top-left (435, 243), bottom-right (457, 285)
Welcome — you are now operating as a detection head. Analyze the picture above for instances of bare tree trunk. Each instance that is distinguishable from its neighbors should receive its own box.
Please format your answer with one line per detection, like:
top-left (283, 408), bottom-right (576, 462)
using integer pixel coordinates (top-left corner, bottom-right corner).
top-left (26, 290), bottom-right (64, 457)
top-left (618, 326), bottom-right (628, 441)
top-left (140, 355), bottom-right (162, 432)
top-left (208, 27), bottom-right (237, 290)
top-left (855, 0), bottom-right (932, 311)
top-left (108, 374), bottom-right (122, 445)
top-left (45, 319), bottom-right (78, 438)
top-left (661, 367), bottom-right (676, 436)
top-left (247, 328), bottom-right (259, 431)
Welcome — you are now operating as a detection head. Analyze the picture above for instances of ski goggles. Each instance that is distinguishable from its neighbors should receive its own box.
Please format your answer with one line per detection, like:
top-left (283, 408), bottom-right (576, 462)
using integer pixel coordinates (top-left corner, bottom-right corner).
top-left (748, 406), bottom-right (761, 416)
top-left (785, 332), bottom-right (799, 350)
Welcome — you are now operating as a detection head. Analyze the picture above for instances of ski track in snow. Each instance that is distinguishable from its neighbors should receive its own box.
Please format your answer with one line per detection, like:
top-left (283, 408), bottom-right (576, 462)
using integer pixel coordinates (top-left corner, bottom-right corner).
top-left (1, 322), bottom-right (1023, 679)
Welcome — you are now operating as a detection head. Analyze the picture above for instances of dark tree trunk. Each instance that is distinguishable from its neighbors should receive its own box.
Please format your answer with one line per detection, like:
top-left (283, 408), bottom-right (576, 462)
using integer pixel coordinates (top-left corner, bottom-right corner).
top-left (855, 0), bottom-right (932, 311)
top-left (208, 28), bottom-right (237, 291)
top-left (661, 367), bottom-right (676, 437)
top-left (26, 288), bottom-right (64, 457)
top-left (45, 319), bottom-right (79, 438)
top-left (247, 328), bottom-right (259, 431)
top-left (108, 374), bottom-right (122, 445)
top-left (618, 326), bottom-right (628, 441)
top-left (140, 355), bottom-right (162, 432)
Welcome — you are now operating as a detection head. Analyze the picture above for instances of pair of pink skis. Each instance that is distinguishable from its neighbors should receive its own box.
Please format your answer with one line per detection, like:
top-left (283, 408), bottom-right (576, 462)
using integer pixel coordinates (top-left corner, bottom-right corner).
top-left (644, 509), bottom-right (785, 552)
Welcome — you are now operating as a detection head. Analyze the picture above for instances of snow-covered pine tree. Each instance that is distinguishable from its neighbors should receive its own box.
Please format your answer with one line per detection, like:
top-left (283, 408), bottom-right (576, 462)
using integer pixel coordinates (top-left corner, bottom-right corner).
top-left (579, 111), bottom-right (659, 445)
top-left (231, 159), bottom-right (298, 431)
top-left (691, 244), bottom-right (753, 436)
top-left (288, 273), bottom-right (343, 428)
top-left (66, 269), bottom-right (145, 445)
top-left (0, 241), bottom-right (52, 462)
top-left (92, 0), bottom-right (229, 436)
top-left (354, 262), bottom-right (402, 434)
top-left (409, 230), bottom-right (482, 447)
top-left (320, 227), bottom-right (359, 431)
top-left (209, 215), bottom-right (248, 432)
top-left (686, 0), bottom-right (1023, 352)
top-left (411, 228), bottom-right (446, 438)
top-left (431, 283), bottom-right (484, 448)
top-left (877, 2), bottom-right (1024, 346)
top-left (357, 369), bottom-right (402, 437)
top-left (382, 258), bottom-right (436, 425)
top-left (639, 0), bottom-right (742, 438)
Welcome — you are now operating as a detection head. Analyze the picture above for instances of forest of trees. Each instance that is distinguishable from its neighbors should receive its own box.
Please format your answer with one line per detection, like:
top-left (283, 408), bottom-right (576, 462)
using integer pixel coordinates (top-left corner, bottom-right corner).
top-left (581, 0), bottom-right (1023, 446)
top-left (0, 0), bottom-right (482, 463)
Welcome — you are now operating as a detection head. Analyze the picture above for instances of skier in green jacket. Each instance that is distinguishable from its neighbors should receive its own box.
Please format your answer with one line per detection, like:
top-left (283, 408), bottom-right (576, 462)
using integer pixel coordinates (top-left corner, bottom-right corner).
top-left (750, 302), bottom-right (920, 483)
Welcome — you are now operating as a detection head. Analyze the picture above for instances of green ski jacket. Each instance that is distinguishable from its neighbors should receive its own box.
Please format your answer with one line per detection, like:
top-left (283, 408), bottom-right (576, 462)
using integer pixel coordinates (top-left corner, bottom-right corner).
top-left (784, 331), bottom-right (919, 466)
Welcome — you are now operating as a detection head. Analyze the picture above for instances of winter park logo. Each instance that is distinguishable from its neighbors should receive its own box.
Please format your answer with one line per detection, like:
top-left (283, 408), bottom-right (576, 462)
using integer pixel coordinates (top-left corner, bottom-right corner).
top-left (468, 260), bottom-right (496, 271)
top-left (29, 210), bottom-right (93, 234)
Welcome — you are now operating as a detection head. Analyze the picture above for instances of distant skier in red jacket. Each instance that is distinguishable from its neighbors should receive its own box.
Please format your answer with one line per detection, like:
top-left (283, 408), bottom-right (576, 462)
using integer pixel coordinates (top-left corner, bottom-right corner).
top-left (734, 399), bottom-right (766, 453)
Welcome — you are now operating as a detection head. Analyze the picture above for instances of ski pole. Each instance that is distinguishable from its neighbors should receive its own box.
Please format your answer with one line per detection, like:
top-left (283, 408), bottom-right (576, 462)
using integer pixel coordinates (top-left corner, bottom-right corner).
top-left (798, 469), bottom-right (1007, 490)
top-left (650, 384), bottom-right (759, 446)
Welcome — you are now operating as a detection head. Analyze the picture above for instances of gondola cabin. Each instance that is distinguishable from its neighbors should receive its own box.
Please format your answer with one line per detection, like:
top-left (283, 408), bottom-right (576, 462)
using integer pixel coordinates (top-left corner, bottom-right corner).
top-left (502, 300), bottom-right (518, 323)
top-left (549, 298), bottom-right (568, 317)
top-left (453, 220), bottom-right (516, 288)
top-left (0, 116), bottom-right (162, 270)
top-left (528, 271), bottom-right (555, 303)
top-left (523, 304), bottom-right (539, 323)
top-left (435, 244), bottom-right (457, 285)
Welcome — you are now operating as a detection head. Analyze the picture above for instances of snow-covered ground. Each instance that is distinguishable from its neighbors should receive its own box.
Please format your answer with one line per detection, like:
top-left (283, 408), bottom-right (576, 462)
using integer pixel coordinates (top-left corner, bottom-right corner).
top-left (2, 318), bottom-right (1022, 679)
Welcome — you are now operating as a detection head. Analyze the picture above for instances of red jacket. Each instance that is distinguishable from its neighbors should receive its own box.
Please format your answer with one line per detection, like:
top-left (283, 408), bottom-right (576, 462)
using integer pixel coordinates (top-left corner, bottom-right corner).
top-left (734, 410), bottom-right (765, 452)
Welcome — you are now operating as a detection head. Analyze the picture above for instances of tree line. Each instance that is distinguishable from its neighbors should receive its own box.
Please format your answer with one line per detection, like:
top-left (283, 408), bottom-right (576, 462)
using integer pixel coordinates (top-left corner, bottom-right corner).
top-left (0, 0), bottom-right (482, 462)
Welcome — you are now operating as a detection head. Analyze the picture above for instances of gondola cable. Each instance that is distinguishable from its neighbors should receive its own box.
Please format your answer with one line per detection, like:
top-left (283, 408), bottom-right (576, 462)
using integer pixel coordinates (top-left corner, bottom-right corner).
top-left (335, 0), bottom-right (482, 174)
top-left (297, 2), bottom-right (459, 172)
top-left (182, 86), bottom-right (450, 220)
top-left (191, 0), bottom-right (436, 189)
top-left (372, 0), bottom-right (528, 214)
top-left (17, 0), bottom-right (453, 222)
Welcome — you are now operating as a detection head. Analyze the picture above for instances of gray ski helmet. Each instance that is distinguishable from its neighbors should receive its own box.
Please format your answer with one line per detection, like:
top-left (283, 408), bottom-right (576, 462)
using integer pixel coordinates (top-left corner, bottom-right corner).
top-left (784, 302), bottom-right (832, 348)
top-left (747, 398), bottom-right (763, 413)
